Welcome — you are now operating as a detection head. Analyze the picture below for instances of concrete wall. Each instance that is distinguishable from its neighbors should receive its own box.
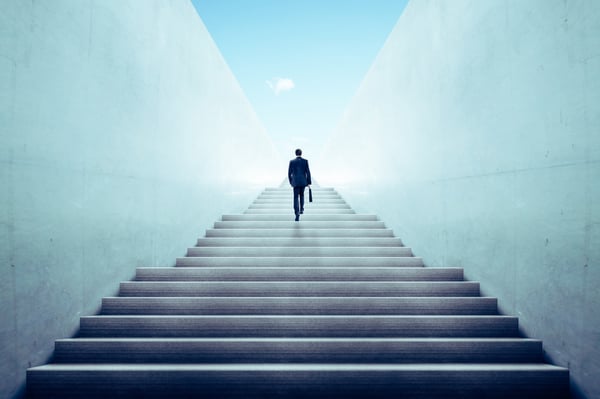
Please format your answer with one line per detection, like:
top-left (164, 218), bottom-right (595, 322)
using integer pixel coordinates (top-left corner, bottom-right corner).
top-left (320, 1), bottom-right (599, 397)
top-left (0, 1), bottom-right (280, 397)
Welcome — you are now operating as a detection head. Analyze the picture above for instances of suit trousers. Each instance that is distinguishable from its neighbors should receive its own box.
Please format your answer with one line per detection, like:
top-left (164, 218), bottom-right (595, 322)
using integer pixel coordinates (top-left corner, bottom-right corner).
top-left (293, 186), bottom-right (306, 216)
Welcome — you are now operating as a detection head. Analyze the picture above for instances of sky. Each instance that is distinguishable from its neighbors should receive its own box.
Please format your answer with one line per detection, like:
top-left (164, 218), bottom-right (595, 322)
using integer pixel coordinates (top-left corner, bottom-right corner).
top-left (190, 0), bottom-right (409, 159)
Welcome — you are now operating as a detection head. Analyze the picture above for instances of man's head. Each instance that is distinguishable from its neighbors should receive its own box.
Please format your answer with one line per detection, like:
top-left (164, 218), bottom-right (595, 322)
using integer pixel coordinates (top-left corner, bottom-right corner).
top-left (295, 149), bottom-right (302, 156)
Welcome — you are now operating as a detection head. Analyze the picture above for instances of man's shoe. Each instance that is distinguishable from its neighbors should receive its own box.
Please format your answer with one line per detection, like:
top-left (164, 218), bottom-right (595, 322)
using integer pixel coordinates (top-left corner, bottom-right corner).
top-left (295, 214), bottom-right (300, 222)
top-left (300, 210), bottom-right (304, 214)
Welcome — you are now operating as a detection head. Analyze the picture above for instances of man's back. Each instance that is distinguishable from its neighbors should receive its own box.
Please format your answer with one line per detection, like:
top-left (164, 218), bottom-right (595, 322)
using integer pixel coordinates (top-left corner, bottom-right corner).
top-left (288, 157), bottom-right (311, 187)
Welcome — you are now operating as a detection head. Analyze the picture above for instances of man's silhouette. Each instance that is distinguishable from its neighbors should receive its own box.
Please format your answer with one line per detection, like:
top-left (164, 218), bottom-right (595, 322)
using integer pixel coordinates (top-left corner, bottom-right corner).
top-left (288, 148), bottom-right (312, 221)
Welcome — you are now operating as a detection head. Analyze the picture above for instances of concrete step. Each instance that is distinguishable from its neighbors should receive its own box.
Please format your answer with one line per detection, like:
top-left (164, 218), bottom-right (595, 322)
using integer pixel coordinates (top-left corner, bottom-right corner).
top-left (27, 363), bottom-right (569, 399)
top-left (186, 247), bottom-right (413, 257)
top-left (53, 338), bottom-right (541, 363)
top-left (265, 188), bottom-right (334, 192)
top-left (205, 228), bottom-right (393, 237)
top-left (78, 315), bottom-right (518, 338)
top-left (261, 191), bottom-right (337, 196)
top-left (26, 363), bottom-right (569, 399)
top-left (221, 214), bottom-right (377, 221)
top-left (248, 205), bottom-right (350, 212)
top-left (213, 221), bottom-right (385, 228)
top-left (253, 198), bottom-right (346, 204)
top-left (255, 199), bottom-right (343, 204)
top-left (257, 194), bottom-right (342, 199)
top-left (118, 281), bottom-right (480, 297)
top-left (134, 267), bottom-right (461, 281)
top-left (196, 237), bottom-right (403, 247)
top-left (255, 200), bottom-right (344, 205)
top-left (251, 203), bottom-right (348, 208)
top-left (100, 296), bottom-right (497, 315)
top-left (26, 363), bottom-right (570, 399)
top-left (245, 209), bottom-right (356, 214)
top-left (251, 202), bottom-right (346, 208)
top-left (260, 189), bottom-right (338, 194)
top-left (175, 256), bottom-right (424, 267)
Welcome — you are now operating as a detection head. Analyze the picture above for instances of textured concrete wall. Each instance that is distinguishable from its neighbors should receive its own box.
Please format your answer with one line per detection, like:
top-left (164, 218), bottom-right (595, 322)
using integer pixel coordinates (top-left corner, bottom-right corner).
top-left (320, 1), bottom-right (599, 397)
top-left (0, 1), bottom-right (280, 397)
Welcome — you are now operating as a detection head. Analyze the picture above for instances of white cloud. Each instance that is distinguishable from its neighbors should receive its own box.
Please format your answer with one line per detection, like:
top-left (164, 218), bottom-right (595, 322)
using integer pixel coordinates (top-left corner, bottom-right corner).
top-left (266, 77), bottom-right (295, 95)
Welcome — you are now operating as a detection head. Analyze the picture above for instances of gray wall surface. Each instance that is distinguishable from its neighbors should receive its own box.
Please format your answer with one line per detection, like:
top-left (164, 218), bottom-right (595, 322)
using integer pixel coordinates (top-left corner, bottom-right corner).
top-left (320, 1), bottom-right (599, 398)
top-left (0, 1), bottom-right (280, 397)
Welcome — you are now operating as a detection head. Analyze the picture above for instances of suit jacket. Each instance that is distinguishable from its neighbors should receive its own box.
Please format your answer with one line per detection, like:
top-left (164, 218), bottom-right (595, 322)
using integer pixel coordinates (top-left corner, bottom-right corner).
top-left (288, 156), bottom-right (312, 187)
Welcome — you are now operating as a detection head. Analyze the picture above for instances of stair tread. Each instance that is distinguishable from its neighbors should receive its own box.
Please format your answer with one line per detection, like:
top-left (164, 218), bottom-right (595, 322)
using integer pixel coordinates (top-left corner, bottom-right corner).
top-left (53, 338), bottom-right (542, 363)
top-left (190, 246), bottom-right (405, 249)
top-left (104, 295), bottom-right (493, 299)
top-left (136, 266), bottom-right (452, 271)
top-left (122, 281), bottom-right (474, 283)
top-left (176, 256), bottom-right (423, 262)
top-left (175, 257), bottom-right (424, 267)
top-left (213, 222), bottom-right (384, 228)
top-left (79, 315), bottom-right (519, 337)
top-left (28, 364), bottom-right (568, 398)
top-left (118, 281), bottom-right (479, 297)
top-left (101, 296), bottom-right (497, 315)
top-left (186, 247), bottom-right (414, 257)
top-left (30, 363), bottom-right (566, 371)
top-left (177, 256), bottom-right (420, 259)
top-left (134, 266), bottom-right (463, 281)
top-left (221, 215), bottom-right (377, 221)
top-left (83, 315), bottom-right (514, 319)
top-left (196, 238), bottom-right (403, 246)
top-left (205, 229), bottom-right (393, 237)
top-left (56, 337), bottom-right (536, 342)
top-left (244, 209), bottom-right (356, 213)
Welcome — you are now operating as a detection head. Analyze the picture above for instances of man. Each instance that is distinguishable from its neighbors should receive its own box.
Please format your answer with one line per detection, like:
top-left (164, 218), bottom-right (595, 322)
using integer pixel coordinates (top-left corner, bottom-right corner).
top-left (288, 148), bottom-right (312, 221)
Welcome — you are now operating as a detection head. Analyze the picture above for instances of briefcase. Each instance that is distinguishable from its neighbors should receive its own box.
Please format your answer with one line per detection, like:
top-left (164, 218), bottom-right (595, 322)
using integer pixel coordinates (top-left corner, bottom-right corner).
top-left (309, 188), bottom-right (313, 202)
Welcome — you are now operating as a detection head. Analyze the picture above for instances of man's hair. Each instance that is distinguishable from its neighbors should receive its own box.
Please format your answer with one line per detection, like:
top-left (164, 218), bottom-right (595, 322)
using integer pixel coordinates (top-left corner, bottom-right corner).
top-left (295, 149), bottom-right (302, 156)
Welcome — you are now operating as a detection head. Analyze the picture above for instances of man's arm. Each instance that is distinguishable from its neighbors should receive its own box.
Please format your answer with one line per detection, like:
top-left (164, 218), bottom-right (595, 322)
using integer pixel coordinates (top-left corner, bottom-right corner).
top-left (305, 160), bottom-right (312, 186)
top-left (288, 161), bottom-right (293, 186)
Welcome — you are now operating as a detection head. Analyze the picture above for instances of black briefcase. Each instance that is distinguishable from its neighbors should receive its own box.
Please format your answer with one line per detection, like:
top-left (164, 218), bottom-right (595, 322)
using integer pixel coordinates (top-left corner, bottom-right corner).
top-left (309, 188), bottom-right (313, 202)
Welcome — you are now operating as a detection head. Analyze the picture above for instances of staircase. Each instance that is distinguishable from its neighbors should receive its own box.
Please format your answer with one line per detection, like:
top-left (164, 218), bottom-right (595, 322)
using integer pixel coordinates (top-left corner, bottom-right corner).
top-left (27, 186), bottom-right (569, 398)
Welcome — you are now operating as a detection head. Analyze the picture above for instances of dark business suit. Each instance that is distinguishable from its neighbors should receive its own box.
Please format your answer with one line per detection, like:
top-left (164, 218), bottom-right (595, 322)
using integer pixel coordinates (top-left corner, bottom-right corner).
top-left (288, 156), bottom-right (312, 216)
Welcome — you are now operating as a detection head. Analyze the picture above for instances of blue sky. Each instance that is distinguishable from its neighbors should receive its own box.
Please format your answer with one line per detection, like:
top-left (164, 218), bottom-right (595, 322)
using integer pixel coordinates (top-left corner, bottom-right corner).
top-left (190, 0), bottom-right (409, 159)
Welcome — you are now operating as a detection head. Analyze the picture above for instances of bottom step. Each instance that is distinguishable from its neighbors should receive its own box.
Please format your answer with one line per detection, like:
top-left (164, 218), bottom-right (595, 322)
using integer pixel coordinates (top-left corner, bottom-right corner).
top-left (28, 363), bottom-right (568, 399)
